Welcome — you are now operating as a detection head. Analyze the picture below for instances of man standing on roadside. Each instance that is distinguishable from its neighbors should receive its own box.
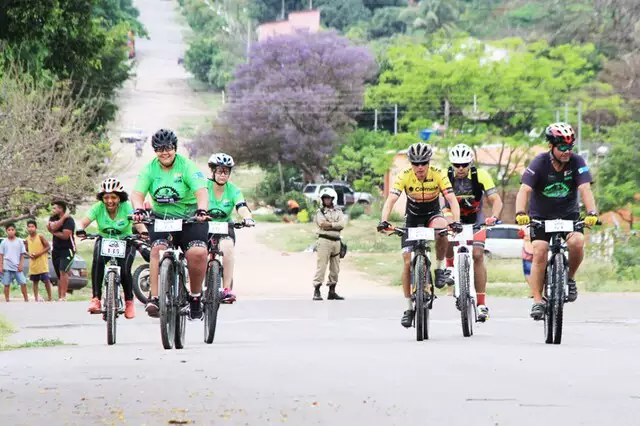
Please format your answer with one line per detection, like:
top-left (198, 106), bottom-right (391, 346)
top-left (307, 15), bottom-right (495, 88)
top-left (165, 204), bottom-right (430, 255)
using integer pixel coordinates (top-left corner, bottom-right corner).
top-left (0, 223), bottom-right (29, 302)
top-left (47, 201), bottom-right (76, 301)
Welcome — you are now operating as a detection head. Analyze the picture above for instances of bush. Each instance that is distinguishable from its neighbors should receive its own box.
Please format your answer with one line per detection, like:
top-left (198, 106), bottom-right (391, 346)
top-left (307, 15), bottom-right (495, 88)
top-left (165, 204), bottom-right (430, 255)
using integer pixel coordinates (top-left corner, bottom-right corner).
top-left (253, 213), bottom-right (281, 223)
top-left (613, 234), bottom-right (640, 280)
top-left (297, 209), bottom-right (310, 223)
top-left (347, 203), bottom-right (366, 220)
top-left (255, 167), bottom-right (305, 206)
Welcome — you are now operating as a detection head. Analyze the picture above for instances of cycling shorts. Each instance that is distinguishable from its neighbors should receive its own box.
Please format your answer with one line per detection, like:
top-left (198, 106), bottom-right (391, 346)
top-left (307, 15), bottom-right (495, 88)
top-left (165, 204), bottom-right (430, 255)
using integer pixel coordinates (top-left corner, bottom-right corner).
top-left (148, 221), bottom-right (208, 252)
top-left (530, 213), bottom-right (582, 243)
top-left (401, 211), bottom-right (444, 253)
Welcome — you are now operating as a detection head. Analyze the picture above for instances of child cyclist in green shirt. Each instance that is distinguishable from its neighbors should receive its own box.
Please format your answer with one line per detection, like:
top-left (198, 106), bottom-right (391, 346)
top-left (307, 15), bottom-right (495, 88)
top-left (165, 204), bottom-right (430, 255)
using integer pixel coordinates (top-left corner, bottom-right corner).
top-left (76, 178), bottom-right (148, 319)
top-left (207, 153), bottom-right (255, 303)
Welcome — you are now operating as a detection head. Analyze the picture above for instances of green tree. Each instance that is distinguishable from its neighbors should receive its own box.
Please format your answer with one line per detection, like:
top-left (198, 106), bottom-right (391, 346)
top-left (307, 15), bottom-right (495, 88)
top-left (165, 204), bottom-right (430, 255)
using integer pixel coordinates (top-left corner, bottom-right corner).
top-left (328, 129), bottom-right (394, 192)
top-left (597, 123), bottom-right (640, 227)
top-left (316, 0), bottom-right (372, 31)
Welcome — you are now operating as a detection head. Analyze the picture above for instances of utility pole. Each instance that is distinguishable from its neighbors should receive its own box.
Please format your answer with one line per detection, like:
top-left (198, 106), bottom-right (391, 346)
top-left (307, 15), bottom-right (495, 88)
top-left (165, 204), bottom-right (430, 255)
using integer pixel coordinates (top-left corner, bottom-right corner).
top-left (394, 104), bottom-right (398, 135)
top-left (564, 102), bottom-right (569, 123)
top-left (281, 0), bottom-right (285, 20)
top-left (555, 110), bottom-right (560, 122)
top-left (374, 109), bottom-right (378, 132)
top-left (309, 0), bottom-right (313, 8)
top-left (246, 21), bottom-right (251, 58)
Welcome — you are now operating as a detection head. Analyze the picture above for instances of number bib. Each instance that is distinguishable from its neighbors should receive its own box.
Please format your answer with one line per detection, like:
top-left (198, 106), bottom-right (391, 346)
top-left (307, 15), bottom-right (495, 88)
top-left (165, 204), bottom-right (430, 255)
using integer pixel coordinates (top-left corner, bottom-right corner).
top-left (406, 227), bottom-right (436, 241)
top-left (544, 220), bottom-right (574, 233)
top-left (208, 222), bottom-right (228, 235)
top-left (101, 239), bottom-right (127, 259)
top-left (154, 219), bottom-right (183, 232)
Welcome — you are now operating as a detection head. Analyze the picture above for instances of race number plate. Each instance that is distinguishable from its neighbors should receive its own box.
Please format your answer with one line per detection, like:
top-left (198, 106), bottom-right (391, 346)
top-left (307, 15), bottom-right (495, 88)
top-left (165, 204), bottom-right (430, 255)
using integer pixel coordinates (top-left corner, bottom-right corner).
top-left (101, 239), bottom-right (127, 259)
top-left (406, 227), bottom-right (435, 241)
top-left (459, 224), bottom-right (474, 240)
top-left (154, 219), bottom-right (183, 232)
top-left (208, 221), bottom-right (228, 235)
top-left (544, 219), bottom-right (574, 233)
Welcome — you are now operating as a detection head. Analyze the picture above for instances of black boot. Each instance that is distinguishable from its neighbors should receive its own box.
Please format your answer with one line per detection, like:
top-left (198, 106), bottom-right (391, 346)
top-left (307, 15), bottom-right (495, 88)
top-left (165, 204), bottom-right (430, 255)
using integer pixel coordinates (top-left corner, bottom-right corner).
top-left (313, 285), bottom-right (323, 301)
top-left (327, 284), bottom-right (344, 300)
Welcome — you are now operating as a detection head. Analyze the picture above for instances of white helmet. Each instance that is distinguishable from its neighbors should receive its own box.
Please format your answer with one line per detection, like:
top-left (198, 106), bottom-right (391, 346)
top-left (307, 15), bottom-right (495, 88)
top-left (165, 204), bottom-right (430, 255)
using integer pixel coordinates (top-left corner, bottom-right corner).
top-left (319, 187), bottom-right (337, 202)
top-left (449, 144), bottom-right (474, 164)
top-left (208, 152), bottom-right (235, 169)
top-left (99, 178), bottom-right (125, 193)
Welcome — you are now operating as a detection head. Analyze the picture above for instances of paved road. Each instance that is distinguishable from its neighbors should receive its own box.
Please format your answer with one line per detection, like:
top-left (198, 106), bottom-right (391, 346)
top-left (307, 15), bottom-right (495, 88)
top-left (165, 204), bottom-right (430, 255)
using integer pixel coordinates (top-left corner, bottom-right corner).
top-left (2, 0), bottom-right (640, 425)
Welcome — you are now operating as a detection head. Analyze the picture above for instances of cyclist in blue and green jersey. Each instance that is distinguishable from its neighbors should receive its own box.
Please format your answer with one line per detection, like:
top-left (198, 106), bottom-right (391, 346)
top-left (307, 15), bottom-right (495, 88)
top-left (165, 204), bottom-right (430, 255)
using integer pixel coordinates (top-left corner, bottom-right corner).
top-left (131, 129), bottom-right (210, 319)
top-left (207, 153), bottom-right (255, 303)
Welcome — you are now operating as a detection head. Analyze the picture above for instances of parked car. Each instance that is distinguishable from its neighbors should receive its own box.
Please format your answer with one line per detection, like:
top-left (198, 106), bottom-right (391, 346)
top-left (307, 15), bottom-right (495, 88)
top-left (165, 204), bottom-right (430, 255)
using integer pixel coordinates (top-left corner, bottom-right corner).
top-left (119, 129), bottom-right (146, 144)
top-left (1, 237), bottom-right (90, 292)
top-left (302, 182), bottom-right (374, 208)
top-left (484, 224), bottom-right (523, 259)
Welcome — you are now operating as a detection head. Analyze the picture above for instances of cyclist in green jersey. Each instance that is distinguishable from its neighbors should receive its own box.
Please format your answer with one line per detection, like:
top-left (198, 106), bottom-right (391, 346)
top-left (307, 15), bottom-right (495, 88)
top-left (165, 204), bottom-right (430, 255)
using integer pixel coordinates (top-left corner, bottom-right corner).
top-left (76, 178), bottom-right (148, 319)
top-left (207, 153), bottom-right (255, 303)
top-left (131, 129), bottom-right (210, 319)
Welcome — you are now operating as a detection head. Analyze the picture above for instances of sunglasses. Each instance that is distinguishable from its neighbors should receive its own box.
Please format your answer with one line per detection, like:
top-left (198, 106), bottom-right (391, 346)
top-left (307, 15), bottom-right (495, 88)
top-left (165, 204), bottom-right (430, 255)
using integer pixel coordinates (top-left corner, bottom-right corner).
top-left (411, 161), bottom-right (429, 167)
top-left (215, 168), bottom-right (231, 175)
top-left (556, 144), bottom-right (574, 152)
top-left (154, 146), bottom-right (175, 153)
top-left (453, 163), bottom-right (470, 169)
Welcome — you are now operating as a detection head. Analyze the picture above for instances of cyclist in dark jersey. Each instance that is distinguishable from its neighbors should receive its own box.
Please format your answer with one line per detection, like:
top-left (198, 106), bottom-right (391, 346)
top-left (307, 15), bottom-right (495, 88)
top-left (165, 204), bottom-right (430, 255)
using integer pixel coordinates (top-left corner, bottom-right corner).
top-left (514, 122), bottom-right (599, 320)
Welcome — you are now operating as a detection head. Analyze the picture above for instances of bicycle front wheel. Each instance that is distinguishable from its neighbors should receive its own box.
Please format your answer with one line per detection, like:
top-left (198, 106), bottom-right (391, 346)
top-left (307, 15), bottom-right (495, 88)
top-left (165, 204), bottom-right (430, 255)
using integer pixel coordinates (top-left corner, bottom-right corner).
top-left (414, 254), bottom-right (429, 341)
top-left (457, 253), bottom-right (474, 337)
top-left (204, 260), bottom-right (222, 344)
top-left (159, 258), bottom-right (176, 350)
top-left (551, 253), bottom-right (566, 345)
top-left (132, 264), bottom-right (150, 304)
top-left (106, 271), bottom-right (118, 346)
top-left (174, 267), bottom-right (187, 350)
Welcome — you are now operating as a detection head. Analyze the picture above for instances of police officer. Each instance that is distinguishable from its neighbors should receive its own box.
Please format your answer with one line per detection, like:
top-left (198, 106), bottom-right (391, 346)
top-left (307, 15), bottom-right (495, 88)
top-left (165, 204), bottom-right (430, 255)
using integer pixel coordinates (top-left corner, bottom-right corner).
top-left (312, 188), bottom-right (346, 301)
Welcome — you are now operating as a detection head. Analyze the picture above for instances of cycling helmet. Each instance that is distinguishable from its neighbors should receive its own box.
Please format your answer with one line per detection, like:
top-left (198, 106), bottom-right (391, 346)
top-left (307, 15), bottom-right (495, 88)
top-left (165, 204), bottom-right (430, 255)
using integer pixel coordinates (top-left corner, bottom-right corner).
top-left (545, 122), bottom-right (575, 146)
top-left (97, 178), bottom-right (128, 201)
top-left (449, 143), bottom-right (474, 164)
top-left (151, 128), bottom-right (178, 150)
top-left (407, 142), bottom-right (433, 163)
top-left (319, 187), bottom-right (338, 202)
top-left (208, 153), bottom-right (235, 169)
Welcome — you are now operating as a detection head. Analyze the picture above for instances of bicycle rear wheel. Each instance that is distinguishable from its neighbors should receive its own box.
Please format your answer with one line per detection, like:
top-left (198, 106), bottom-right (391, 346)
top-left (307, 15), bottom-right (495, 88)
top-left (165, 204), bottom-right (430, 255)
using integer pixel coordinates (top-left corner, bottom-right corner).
top-left (106, 271), bottom-right (118, 346)
top-left (132, 264), bottom-right (150, 304)
top-left (551, 253), bottom-right (566, 345)
top-left (543, 265), bottom-right (553, 344)
top-left (414, 254), bottom-right (429, 341)
top-left (458, 254), bottom-right (474, 337)
top-left (159, 258), bottom-right (176, 350)
top-left (204, 260), bottom-right (222, 344)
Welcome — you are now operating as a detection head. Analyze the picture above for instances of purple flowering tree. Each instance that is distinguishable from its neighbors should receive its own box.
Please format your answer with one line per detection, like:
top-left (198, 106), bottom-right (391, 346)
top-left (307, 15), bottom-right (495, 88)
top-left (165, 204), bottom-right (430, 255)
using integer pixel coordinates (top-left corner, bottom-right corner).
top-left (203, 30), bottom-right (377, 178)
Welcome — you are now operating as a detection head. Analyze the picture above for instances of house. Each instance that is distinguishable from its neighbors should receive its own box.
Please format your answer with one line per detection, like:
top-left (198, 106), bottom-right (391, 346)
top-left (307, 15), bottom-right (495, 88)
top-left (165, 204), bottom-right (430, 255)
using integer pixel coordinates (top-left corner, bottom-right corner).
top-left (257, 10), bottom-right (321, 42)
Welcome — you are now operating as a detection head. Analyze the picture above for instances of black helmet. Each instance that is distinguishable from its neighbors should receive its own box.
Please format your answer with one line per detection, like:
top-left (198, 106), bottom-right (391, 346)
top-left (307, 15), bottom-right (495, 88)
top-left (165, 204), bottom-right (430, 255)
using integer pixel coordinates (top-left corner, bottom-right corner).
top-left (407, 142), bottom-right (433, 163)
top-left (151, 129), bottom-right (178, 150)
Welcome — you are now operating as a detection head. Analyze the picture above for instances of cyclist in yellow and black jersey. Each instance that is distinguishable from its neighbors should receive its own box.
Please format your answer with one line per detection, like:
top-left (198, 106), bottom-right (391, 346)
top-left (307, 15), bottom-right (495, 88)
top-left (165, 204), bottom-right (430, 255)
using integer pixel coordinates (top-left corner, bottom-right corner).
top-left (377, 142), bottom-right (462, 329)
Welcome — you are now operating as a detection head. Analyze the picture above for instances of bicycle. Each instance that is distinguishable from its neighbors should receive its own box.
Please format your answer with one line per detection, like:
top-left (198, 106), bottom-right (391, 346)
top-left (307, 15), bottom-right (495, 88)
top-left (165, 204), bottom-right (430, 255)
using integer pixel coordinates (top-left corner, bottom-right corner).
top-left (203, 220), bottom-right (247, 344)
top-left (385, 225), bottom-right (449, 342)
top-left (448, 224), bottom-right (478, 337)
top-left (133, 215), bottom-right (209, 350)
top-left (529, 218), bottom-right (593, 345)
top-left (81, 233), bottom-right (141, 345)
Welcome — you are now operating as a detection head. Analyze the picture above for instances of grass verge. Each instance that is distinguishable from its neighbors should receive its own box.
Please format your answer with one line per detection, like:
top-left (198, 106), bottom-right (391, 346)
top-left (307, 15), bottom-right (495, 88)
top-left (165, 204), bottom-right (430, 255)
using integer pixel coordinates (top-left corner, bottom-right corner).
top-left (0, 314), bottom-right (66, 351)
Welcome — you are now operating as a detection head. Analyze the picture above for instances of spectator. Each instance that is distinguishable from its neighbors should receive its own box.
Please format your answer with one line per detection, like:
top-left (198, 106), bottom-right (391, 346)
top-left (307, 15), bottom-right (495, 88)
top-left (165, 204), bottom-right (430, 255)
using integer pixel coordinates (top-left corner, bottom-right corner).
top-left (518, 226), bottom-right (534, 294)
top-left (0, 223), bottom-right (28, 302)
top-left (287, 199), bottom-right (300, 215)
top-left (47, 201), bottom-right (76, 301)
top-left (25, 220), bottom-right (53, 302)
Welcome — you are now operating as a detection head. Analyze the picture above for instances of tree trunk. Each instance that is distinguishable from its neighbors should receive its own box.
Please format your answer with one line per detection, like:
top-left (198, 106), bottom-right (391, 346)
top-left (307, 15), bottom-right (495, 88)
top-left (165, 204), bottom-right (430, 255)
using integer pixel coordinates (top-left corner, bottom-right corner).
top-left (278, 160), bottom-right (285, 196)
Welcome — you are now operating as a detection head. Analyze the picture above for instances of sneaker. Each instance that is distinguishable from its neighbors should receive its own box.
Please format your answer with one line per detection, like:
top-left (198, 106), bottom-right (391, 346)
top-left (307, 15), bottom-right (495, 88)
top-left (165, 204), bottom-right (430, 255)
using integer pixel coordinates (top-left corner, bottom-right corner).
top-left (401, 309), bottom-right (415, 328)
top-left (87, 297), bottom-right (101, 314)
top-left (145, 297), bottom-right (159, 318)
top-left (188, 294), bottom-right (203, 320)
top-left (530, 300), bottom-right (546, 321)
top-left (124, 300), bottom-right (136, 319)
top-left (444, 268), bottom-right (455, 286)
top-left (477, 305), bottom-right (489, 322)
top-left (221, 288), bottom-right (236, 304)
top-left (567, 278), bottom-right (578, 302)
top-left (434, 269), bottom-right (447, 289)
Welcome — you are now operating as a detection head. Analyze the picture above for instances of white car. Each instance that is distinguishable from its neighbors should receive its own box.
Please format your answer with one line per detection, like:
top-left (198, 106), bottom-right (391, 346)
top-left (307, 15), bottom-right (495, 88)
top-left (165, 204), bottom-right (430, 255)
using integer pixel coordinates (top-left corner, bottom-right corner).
top-left (484, 224), bottom-right (523, 259)
top-left (302, 182), bottom-right (374, 208)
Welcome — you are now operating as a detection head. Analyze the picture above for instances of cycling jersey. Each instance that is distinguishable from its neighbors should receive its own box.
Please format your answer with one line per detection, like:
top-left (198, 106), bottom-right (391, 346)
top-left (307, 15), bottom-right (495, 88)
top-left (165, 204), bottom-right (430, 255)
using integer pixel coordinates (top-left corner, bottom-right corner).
top-left (87, 201), bottom-right (134, 239)
top-left (207, 180), bottom-right (245, 222)
top-left (448, 167), bottom-right (497, 225)
top-left (521, 152), bottom-right (592, 218)
top-left (391, 166), bottom-right (452, 216)
top-left (133, 154), bottom-right (208, 219)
